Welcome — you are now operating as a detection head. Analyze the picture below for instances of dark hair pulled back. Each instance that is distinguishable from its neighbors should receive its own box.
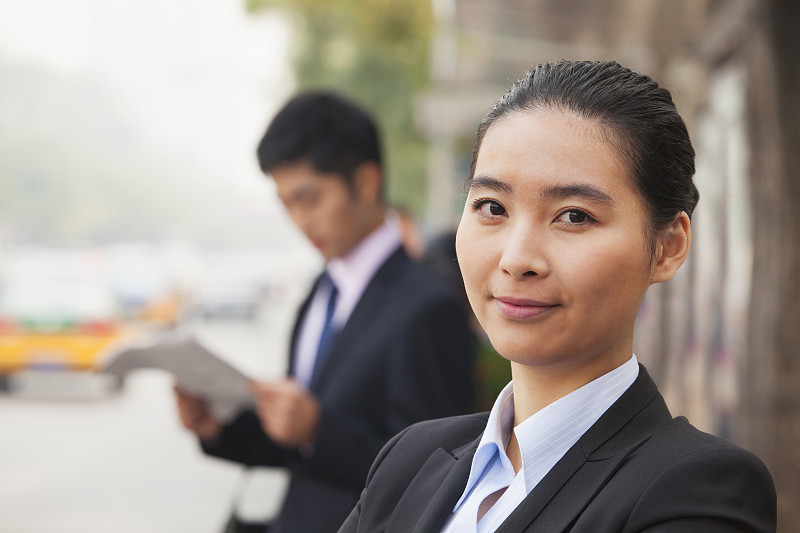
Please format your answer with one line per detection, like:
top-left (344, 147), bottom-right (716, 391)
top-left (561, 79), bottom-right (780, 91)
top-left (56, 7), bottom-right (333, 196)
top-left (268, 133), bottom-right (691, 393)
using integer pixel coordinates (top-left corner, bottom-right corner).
top-left (470, 60), bottom-right (699, 236)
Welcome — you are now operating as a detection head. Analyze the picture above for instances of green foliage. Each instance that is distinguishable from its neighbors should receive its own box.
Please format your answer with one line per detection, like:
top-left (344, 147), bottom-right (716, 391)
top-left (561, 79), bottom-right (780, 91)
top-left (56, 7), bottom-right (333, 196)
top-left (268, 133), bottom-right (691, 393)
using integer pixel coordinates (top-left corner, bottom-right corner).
top-left (247, 0), bottom-right (434, 213)
top-left (473, 339), bottom-right (512, 412)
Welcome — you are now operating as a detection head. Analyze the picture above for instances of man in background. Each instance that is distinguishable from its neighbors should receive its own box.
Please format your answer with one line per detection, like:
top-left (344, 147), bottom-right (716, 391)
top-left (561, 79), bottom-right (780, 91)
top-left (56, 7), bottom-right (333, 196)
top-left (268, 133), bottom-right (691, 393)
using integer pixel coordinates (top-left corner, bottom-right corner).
top-left (175, 91), bottom-right (475, 533)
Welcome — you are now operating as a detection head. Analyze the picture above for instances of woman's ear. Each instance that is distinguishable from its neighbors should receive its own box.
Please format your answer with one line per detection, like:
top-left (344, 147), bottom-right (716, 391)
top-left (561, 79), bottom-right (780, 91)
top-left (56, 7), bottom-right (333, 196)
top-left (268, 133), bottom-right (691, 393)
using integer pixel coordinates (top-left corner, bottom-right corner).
top-left (650, 211), bottom-right (691, 284)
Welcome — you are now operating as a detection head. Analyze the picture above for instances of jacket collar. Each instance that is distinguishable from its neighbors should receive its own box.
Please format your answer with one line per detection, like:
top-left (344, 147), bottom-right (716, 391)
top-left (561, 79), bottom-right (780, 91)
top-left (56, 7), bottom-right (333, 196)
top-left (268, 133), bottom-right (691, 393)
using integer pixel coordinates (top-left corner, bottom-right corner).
top-left (309, 246), bottom-right (406, 390)
top-left (386, 434), bottom-right (483, 532)
top-left (388, 365), bottom-right (671, 533)
top-left (288, 246), bottom-right (406, 384)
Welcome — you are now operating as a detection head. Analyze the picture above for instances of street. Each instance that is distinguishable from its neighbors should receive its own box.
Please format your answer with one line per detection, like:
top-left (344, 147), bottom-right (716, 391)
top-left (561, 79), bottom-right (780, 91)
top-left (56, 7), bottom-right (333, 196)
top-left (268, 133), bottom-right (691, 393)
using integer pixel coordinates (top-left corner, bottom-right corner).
top-left (0, 300), bottom-right (299, 533)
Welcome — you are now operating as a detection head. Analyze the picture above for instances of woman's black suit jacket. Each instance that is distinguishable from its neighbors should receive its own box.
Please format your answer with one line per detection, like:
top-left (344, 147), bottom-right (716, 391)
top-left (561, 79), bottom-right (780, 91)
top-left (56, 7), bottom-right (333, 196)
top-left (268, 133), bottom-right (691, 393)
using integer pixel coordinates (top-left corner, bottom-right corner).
top-left (340, 365), bottom-right (776, 533)
top-left (200, 247), bottom-right (475, 533)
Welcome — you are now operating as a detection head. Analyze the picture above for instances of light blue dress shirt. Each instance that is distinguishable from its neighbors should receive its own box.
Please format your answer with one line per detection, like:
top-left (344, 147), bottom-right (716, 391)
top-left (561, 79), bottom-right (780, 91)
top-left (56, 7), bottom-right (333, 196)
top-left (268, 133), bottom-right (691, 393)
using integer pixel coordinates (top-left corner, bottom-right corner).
top-left (441, 355), bottom-right (640, 533)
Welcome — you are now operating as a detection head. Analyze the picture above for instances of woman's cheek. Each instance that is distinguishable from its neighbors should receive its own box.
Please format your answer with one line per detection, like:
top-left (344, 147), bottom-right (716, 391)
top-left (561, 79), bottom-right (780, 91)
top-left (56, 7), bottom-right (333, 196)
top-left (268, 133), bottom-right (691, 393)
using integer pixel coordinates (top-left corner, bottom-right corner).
top-left (457, 230), bottom-right (489, 306)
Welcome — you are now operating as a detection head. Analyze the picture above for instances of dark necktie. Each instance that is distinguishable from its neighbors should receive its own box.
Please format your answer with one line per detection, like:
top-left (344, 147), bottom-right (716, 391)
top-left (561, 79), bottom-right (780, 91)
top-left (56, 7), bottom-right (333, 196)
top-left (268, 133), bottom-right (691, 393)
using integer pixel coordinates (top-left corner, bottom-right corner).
top-left (312, 273), bottom-right (338, 381)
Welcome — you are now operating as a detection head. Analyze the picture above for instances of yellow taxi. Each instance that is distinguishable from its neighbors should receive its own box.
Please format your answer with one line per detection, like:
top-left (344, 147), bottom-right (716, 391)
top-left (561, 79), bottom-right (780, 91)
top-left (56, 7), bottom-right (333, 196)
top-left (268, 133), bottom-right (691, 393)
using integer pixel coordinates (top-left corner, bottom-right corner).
top-left (0, 279), bottom-right (127, 373)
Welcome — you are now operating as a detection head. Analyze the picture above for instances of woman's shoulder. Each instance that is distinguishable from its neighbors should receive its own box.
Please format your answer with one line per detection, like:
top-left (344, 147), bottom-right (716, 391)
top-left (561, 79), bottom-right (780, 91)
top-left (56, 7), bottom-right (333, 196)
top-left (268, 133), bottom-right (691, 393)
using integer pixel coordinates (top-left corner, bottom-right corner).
top-left (623, 415), bottom-right (774, 487)
top-left (339, 412), bottom-right (490, 532)
top-left (664, 417), bottom-right (774, 488)
top-left (650, 416), bottom-right (770, 465)
top-left (388, 412), bottom-right (489, 458)
top-left (612, 416), bottom-right (777, 531)
top-left (367, 412), bottom-right (489, 481)
top-left (405, 412), bottom-right (489, 445)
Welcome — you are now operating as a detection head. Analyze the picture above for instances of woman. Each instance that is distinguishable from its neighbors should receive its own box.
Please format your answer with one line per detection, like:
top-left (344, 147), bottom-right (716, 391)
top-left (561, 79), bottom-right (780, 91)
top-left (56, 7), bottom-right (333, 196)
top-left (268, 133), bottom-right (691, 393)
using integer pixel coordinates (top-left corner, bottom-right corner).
top-left (338, 60), bottom-right (776, 533)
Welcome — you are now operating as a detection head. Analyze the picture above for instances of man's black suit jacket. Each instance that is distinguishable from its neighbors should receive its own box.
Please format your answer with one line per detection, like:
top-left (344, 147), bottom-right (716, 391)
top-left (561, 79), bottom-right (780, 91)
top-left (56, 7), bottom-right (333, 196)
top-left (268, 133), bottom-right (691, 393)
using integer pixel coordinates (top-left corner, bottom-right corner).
top-left (340, 365), bottom-right (776, 533)
top-left (202, 247), bottom-right (476, 533)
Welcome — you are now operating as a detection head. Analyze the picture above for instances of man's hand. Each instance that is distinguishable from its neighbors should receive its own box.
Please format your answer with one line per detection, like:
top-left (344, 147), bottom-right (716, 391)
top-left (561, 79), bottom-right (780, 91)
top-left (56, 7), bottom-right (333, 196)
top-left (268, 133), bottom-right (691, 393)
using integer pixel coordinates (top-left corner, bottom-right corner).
top-left (174, 386), bottom-right (222, 442)
top-left (250, 378), bottom-right (321, 449)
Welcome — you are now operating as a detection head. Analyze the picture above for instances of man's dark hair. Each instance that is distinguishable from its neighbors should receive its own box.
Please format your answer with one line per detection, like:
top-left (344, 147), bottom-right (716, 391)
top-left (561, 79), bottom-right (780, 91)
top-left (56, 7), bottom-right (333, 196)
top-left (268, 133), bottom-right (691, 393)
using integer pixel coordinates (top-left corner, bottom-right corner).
top-left (256, 90), bottom-right (383, 188)
top-left (471, 60), bottom-right (699, 239)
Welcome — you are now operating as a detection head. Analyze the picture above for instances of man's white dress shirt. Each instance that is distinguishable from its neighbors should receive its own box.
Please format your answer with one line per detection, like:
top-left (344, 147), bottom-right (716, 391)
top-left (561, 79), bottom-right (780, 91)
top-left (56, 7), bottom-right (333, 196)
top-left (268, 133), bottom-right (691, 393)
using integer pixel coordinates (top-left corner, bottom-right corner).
top-left (293, 217), bottom-right (403, 388)
top-left (442, 355), bottom-right (640, 533)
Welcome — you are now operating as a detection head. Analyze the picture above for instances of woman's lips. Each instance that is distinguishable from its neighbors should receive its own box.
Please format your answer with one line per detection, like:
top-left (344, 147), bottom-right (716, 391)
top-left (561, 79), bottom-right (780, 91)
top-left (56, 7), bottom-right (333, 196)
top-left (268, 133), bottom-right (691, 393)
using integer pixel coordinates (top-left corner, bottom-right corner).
top-left (494, 296), bottom-right (558, 320)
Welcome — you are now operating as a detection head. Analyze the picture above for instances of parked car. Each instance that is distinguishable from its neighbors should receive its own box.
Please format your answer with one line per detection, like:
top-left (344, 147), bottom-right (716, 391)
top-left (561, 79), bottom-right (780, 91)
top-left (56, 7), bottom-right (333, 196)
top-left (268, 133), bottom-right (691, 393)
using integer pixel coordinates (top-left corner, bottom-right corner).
top-left (0, 276), bottom-right (126, 374)
top-left (106, 245), bottom-right (184, 328)
top-left (192, 277), bottom-right (264, 320)
top-left (189, 252), bottom-right (270, 321)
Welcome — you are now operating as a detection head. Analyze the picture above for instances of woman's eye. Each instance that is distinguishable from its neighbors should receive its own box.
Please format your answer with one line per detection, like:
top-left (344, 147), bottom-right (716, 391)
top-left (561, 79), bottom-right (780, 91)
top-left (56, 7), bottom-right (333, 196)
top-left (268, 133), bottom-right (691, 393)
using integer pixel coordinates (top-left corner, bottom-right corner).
top-left (473, 200), bottom-right (506, 217)
top-left (556, 209), bottom-right (592, 225)
top-left (488, 202), bottom-right (506, 216)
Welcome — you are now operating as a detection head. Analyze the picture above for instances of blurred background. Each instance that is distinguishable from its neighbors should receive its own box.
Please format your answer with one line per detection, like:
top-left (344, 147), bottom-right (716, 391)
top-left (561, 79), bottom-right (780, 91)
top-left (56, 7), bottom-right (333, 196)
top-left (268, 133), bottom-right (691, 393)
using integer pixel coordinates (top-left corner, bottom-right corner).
top-left (1, 0), bottom-right (799, 531)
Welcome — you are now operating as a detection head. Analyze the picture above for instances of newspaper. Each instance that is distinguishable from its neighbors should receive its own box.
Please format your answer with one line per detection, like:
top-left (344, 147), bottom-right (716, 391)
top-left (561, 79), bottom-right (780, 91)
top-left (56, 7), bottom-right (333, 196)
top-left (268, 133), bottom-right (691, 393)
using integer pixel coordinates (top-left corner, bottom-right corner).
top-left (102, 331), bottom-right (253, 422)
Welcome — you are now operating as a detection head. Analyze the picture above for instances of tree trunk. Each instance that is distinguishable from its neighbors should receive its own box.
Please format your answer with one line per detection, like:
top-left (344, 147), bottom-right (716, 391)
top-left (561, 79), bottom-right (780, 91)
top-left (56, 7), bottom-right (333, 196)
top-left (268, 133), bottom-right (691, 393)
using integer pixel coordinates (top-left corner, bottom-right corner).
top-left (746, 1), bottom-right (800, 529)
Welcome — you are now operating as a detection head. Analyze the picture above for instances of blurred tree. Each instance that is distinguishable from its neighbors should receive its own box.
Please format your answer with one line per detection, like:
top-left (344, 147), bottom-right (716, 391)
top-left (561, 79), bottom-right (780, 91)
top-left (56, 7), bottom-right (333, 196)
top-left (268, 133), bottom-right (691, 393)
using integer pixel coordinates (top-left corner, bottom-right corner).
top-left (246, 0), bottom-right (434, 214)
top-left (745, 1), bottom-right (800, 528)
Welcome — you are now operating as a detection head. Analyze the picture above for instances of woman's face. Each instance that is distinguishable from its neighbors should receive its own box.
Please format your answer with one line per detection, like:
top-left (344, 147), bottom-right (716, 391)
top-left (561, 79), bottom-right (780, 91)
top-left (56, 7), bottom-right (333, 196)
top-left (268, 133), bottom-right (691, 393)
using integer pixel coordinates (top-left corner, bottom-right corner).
top-left (456, 109), bottom-right (656, 376)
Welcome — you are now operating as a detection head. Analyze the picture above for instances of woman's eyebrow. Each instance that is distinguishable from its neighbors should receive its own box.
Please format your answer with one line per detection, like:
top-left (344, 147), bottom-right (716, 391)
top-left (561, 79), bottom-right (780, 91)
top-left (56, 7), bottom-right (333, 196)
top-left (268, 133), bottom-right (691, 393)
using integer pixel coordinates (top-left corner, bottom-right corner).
top-left (540, 183), bottom-right (615, 206)
top-left (468, 175), bottom-right (513, 193)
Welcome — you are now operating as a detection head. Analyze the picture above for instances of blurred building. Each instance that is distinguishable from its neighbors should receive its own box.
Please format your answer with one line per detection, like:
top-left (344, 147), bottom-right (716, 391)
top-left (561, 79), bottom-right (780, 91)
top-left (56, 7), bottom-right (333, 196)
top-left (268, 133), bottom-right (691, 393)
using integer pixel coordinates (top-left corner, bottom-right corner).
top-left (416, 0), bottom-right (800, 528)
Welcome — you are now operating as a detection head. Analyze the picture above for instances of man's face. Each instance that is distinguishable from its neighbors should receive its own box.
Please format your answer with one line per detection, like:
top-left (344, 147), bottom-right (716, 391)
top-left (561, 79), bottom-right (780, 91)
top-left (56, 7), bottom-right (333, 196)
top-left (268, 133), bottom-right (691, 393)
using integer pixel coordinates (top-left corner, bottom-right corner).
top-left (271, 161), bottom-right (377, 260)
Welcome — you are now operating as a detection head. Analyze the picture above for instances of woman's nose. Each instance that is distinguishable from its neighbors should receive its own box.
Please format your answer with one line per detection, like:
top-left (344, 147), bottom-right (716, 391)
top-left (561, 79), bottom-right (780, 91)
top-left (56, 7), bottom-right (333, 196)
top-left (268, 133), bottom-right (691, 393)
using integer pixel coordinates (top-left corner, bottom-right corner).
top-left (498, 225), bottom-right (549, 280)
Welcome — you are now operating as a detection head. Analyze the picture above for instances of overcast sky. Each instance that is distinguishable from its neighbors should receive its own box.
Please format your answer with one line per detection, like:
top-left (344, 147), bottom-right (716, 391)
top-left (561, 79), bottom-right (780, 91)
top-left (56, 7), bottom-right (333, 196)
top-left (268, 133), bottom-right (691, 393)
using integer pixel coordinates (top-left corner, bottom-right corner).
top-left (0, 0), bottom-right (304, 247)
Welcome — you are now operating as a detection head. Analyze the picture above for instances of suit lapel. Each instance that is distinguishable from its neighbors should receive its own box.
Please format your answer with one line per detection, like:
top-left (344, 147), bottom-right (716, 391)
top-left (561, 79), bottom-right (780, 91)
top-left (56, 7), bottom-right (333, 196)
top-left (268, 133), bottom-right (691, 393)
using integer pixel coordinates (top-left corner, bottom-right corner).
top-left (309, 247), bottom-right (406, 390)
top-left (384, 438), bottom-right (480, 533)
top-left (496, 366), bottom-right (671, 533)
top-left (495, 441), bottom-right (645, 533)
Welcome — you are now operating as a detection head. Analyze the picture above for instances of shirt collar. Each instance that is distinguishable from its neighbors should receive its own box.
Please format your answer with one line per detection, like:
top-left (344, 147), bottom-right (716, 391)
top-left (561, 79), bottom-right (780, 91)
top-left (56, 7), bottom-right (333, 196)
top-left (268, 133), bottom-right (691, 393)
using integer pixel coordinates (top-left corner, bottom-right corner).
top-left (453, 355), bottom-right (639, 510)
top-left (452, 381), bottom-right (516, 510)
top-left (513, 355), bottom-right (639, 491)
top-left (325, 216), bottom-right (402, 324)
